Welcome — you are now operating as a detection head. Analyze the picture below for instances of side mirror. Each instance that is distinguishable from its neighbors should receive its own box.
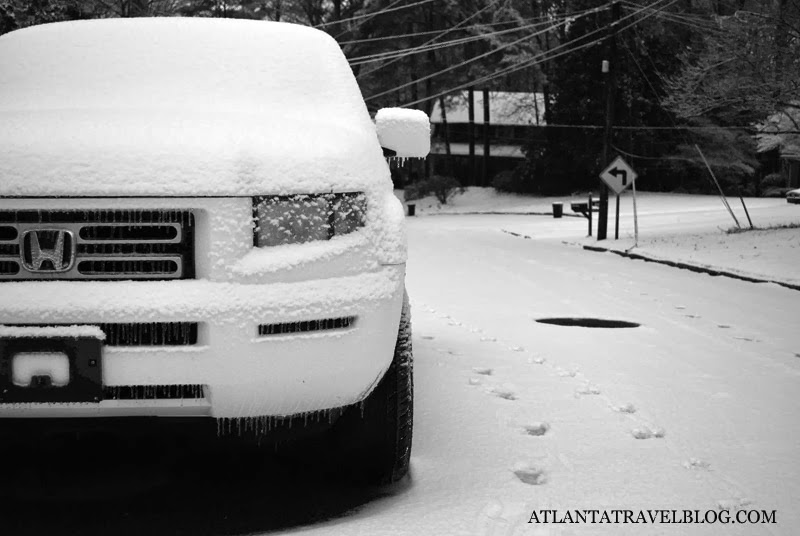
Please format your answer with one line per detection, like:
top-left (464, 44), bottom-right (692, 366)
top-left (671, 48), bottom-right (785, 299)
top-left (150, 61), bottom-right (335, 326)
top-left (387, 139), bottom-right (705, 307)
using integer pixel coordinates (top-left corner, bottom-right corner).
top-left (375, 108), bottom-right (430, 158)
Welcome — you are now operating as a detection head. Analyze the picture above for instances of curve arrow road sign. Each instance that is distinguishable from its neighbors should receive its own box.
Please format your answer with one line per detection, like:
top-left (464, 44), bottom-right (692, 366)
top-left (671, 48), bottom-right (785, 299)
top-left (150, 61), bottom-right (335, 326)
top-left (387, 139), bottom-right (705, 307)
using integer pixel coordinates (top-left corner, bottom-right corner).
top-left (600, 156), bottom-right (637, 195)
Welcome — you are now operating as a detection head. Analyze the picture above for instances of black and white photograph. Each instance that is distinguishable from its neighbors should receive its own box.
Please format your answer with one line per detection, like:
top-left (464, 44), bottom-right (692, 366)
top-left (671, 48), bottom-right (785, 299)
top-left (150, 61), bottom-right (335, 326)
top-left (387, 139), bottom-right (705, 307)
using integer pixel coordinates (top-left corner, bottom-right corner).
top-left (0, 0), bottom-right (798, 534)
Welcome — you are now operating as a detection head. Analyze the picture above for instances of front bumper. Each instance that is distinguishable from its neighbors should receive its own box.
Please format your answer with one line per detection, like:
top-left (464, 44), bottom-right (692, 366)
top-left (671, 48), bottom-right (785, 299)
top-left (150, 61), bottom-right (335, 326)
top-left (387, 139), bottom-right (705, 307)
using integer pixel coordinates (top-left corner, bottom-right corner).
top-left (0, 265), bottom-right (405, 419)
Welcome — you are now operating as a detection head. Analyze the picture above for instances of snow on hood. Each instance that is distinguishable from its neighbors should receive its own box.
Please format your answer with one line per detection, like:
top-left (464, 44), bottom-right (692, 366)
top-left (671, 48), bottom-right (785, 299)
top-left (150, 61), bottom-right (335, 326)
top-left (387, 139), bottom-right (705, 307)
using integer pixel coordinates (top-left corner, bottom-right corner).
top-left (0, 18), bottom-right (387, 197)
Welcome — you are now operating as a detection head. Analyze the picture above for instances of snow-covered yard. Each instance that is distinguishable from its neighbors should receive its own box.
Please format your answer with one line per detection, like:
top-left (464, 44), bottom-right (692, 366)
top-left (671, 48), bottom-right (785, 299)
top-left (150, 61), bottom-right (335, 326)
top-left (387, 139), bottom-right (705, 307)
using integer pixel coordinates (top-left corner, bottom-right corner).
top-left (400, 187), bottom-right (800, 286)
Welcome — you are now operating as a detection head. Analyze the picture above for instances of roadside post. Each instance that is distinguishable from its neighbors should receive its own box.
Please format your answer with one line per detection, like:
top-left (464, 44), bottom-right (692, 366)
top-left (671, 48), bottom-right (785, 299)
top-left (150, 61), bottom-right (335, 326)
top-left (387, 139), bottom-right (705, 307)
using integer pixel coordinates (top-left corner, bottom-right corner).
top-left (600, 156), bottom-right (637, 242)
top-left (588, 193), bottom-right (593, 237)
top-left (631, 168), bottom-right (639, 246)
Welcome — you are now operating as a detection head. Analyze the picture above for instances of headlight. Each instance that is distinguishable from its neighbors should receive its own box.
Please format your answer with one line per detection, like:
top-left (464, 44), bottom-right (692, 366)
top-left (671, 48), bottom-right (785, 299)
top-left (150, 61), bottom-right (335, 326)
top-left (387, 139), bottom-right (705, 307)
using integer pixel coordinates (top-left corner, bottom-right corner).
top-left (253, 192), bottom-right (366, 247)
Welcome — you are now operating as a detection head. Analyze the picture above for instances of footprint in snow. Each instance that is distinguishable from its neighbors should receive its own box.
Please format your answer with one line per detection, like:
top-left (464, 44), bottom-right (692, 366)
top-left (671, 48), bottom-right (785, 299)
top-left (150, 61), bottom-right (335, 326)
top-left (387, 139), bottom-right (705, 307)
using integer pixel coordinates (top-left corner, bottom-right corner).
top-left (509, 346), bottom-right (525, 352)
top-left (472, 367), bottom-right (493, 376)
top-left (717, 498), bottom-right (752, 511)
top-left (575, 385), bottom-right (601, 397)
top-left (717, 324), bottom-right (731, 329)
top-left (675, 305), bottom-right (686, 310)
top-left (528, 356), bottom-right (546, 365)
top-left (685, 314), bottom-right (700, 319)
top-left (468, 377), bottom-right (482, 386)
top-left (734, 336), bottom-right (760, 343)
top-left (523, 422), bottom-right (550, 436)
top-left (480, 336), bottom-right (497, 342)
top-left (513, 464), bottom-right (548, 485)
top-left (448, 321), bottom-right (462, 327)
top-left (421, 335), bottom-right (435, 340)
top-left (683, 458), bottom-right (710, 470)
top-left (614, 403), bottom-right (637, 414)
top-left (631, 426), bottom-right (665, 440)
top-left (557, 368), bottom-right (577, 378)
top-left (489, 386), bottom-right (517, 401)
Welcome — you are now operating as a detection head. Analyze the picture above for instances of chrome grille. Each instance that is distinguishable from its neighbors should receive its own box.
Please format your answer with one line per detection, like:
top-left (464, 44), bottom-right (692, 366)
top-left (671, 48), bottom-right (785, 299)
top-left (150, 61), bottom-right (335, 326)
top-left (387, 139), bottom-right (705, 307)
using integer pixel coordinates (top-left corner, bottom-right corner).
top-left (0, 210), bottom-right (195, 280)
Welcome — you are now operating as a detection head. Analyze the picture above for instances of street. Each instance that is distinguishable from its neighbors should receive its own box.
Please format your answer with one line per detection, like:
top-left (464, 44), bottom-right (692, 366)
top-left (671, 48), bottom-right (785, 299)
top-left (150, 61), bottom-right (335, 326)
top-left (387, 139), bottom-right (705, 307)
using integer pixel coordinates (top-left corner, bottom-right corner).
top-left (2, 211), bottom-right (798, 535)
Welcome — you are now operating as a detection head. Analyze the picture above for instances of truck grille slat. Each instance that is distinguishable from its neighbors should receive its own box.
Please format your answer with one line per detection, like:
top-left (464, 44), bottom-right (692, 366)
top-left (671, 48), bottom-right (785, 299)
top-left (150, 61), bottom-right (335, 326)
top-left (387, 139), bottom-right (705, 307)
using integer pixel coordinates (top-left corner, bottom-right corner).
top-left (104, 384), bottom-right (206, 400)
top-left (0, 210), bottom-right (195, 280)
top-left (258, 316), bottom-right (356, 336)
top-left (2, 323), bottom-right (199, 346)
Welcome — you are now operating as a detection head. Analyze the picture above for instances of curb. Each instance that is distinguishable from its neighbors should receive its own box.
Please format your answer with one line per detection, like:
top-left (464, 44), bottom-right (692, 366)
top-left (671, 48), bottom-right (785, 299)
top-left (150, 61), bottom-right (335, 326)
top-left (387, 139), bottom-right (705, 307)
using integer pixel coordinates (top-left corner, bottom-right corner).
top-left (575, 243), bottom-right (800, 292)
top-left (411, 211), bottom-right (584, 218)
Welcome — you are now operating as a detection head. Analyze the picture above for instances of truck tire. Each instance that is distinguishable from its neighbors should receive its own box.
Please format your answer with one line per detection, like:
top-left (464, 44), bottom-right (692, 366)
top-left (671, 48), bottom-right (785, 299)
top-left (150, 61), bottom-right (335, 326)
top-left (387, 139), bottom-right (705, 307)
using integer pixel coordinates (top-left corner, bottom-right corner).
top-left (332, 291), bottom-right (413, 485)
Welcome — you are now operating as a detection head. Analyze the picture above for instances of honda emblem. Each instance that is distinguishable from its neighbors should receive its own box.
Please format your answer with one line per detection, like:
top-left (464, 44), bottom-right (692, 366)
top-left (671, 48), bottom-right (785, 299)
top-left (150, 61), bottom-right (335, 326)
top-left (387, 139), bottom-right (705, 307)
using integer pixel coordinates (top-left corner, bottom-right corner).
top-left (20, 229), bottom-right (76, 273)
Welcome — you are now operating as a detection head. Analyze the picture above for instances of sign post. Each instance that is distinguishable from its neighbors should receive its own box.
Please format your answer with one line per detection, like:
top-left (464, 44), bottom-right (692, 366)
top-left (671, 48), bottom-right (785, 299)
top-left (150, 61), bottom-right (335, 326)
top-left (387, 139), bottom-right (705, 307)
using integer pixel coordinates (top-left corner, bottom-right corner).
top-left (599, 156), bottom-right (638, 243)
top-left (631, 167), bottom-right (639, 247)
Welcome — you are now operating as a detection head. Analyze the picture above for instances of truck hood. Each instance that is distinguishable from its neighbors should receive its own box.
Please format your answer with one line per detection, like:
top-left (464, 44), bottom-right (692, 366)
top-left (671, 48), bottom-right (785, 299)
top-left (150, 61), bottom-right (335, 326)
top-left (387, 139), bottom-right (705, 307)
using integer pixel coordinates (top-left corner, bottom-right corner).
top-left (0, 109), bottom-right (387, 197)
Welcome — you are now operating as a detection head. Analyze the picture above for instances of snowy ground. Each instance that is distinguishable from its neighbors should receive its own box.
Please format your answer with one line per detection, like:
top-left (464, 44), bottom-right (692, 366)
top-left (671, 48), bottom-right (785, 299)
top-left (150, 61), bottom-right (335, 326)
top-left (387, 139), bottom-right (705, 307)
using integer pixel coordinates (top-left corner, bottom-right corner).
top-left (400, 187), bottom-right (800, 286)
top-left (2, 189), bottom-right (798, 535)
top-left (330, 189), bottom-right (799, 535)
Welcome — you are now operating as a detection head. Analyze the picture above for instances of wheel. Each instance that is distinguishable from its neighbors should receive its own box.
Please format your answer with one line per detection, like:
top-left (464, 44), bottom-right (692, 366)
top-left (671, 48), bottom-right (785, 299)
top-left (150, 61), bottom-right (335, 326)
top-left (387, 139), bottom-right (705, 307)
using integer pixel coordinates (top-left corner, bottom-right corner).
top-left (331, 291), bottom-right (413, 485)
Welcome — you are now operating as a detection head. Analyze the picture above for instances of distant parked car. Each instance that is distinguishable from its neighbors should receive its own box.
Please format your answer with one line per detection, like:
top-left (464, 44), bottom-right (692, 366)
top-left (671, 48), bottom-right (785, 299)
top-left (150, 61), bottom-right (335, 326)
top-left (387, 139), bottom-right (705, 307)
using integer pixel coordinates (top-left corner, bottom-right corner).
top-left (787, 188), bottom-right (800, 204)
top-left (0, 18), bottom-right (429, 484)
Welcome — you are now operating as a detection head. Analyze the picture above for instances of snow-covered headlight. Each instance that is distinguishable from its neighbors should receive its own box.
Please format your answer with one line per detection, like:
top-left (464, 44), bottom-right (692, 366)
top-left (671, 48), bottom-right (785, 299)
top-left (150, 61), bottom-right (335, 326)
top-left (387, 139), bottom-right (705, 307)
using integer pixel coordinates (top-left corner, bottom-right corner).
top-left (253, 193), bottom-right (366, 247)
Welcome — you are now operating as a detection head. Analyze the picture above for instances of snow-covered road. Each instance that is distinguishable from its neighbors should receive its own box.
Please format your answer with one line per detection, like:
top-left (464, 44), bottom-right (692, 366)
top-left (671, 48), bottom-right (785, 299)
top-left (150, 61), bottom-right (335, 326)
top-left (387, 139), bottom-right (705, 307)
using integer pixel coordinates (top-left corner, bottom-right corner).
top-left (397, 214), bottom-right (800, 535)
top-left (264, 211), bottom-right (799, 535)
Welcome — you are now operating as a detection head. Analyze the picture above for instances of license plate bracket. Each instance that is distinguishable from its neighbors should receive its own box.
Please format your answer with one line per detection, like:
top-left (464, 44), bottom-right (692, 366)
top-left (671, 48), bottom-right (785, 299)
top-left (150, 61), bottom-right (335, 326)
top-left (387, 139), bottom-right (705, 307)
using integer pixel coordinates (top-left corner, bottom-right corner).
top-left (0, 337), bottom-right (103, 403)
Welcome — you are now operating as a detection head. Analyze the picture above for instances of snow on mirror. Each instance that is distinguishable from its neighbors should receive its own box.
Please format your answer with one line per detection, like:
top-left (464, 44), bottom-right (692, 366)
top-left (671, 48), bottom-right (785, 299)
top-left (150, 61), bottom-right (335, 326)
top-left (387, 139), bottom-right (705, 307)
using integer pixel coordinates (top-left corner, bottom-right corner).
top-left (375, 108), bottom-right (431, 159)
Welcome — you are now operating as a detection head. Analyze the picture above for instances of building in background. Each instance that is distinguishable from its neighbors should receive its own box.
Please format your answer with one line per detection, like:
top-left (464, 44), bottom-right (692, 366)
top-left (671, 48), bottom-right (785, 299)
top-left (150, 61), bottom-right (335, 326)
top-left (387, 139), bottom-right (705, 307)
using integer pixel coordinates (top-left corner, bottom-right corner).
top-left (428, 91), bottom-right (545, 186)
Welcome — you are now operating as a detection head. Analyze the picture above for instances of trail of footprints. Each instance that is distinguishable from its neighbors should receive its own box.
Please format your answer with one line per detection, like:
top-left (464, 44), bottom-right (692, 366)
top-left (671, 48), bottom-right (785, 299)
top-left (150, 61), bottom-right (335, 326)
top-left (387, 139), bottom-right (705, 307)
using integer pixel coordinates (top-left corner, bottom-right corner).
top-left (419, 303), bottom-right (669, 490)
top-left (419, 301), bottom-right (754, 509)
top-left (675, 305), bottom-right (763, 343)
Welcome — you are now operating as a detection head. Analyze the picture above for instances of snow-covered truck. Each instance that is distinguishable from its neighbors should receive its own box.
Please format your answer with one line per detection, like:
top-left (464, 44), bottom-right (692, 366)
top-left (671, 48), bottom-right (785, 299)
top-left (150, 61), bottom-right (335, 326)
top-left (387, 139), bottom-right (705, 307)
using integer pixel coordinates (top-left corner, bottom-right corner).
top-left (0, 18), bottom-right (429, 484)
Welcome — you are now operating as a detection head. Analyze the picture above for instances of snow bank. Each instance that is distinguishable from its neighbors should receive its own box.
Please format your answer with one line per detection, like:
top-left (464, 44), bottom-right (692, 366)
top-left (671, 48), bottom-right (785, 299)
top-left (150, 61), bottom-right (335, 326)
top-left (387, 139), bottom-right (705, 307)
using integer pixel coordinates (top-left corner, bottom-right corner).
top-left (0, 18), bottom-right (387, 196)
top-left (376, 108), bottom-right (431, 158)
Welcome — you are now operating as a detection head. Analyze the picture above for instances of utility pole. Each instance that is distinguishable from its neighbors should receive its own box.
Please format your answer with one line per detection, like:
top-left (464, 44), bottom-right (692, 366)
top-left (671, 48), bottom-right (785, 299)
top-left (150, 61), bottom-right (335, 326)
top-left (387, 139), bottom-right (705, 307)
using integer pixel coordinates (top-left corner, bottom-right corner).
top-left (483, 89), bottom-right (490, 187)
top-left (468, 87), bottom-right (476, 186)
top-left (598, 0), bottom-right (620, 240)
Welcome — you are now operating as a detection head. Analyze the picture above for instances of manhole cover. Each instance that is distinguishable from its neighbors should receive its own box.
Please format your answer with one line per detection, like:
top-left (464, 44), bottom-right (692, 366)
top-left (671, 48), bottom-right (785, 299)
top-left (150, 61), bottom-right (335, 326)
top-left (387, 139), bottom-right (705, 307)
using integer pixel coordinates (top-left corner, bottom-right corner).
top-left (535, 318), bottom-right (640, 328)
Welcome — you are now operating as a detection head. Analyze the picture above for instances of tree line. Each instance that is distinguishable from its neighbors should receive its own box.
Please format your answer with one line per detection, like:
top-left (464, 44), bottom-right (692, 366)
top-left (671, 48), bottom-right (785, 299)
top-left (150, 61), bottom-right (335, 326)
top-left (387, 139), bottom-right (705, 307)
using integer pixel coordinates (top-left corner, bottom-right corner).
top-left (1, 0), bottom-right (797, 195)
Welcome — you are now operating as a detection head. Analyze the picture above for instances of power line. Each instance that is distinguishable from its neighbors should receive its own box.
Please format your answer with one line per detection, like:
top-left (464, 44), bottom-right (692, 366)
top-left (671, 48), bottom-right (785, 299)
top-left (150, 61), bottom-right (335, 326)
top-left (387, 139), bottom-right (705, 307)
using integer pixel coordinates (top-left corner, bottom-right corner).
top-left (333, 0), bottom-right (407, 40)
top-left (339, 6), bottom-right (605, 45)
top-left (392, 0), bottom-right (677, 109)
top-left (363, 6), bottom-right (603, 103)
top-left (354, 0), bottom-right (504, 77)
top-left (620, 0), bottom-right (726, 33)
top-left (395, 33), bottom-right (607, 108)
top-left (314, 0), bottom-right (438, 29)
top-left (350, 15), bottom-right (564, 67)
top-left (612, 144), bottom-right (704, 161)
